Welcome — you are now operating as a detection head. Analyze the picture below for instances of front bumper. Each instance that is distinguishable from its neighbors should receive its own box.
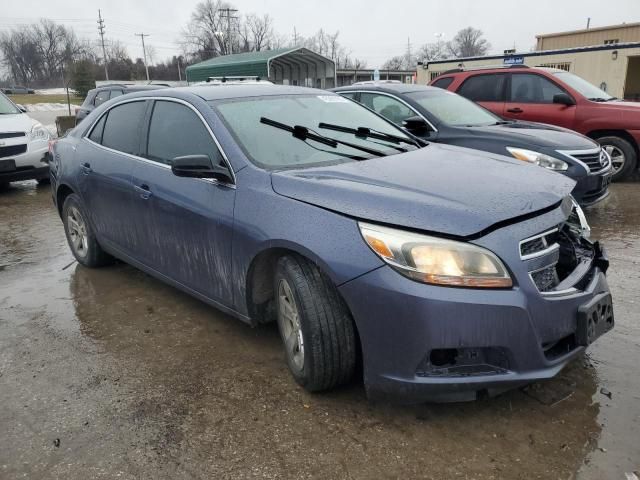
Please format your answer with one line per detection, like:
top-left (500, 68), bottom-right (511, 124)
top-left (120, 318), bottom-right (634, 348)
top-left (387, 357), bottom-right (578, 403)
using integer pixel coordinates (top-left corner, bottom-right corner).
top-left (571, 170), bottom-right (612, 207)
top-left (0, 144), bottom-right (50, 183)
top-left (339, 246), bottom-right (611, 404)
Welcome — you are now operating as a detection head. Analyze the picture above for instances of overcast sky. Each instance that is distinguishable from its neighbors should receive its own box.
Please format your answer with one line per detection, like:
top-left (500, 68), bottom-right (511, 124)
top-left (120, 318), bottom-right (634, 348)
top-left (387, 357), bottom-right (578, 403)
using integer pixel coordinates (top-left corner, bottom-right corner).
top-left (2, 0), bottom-right (638, 67)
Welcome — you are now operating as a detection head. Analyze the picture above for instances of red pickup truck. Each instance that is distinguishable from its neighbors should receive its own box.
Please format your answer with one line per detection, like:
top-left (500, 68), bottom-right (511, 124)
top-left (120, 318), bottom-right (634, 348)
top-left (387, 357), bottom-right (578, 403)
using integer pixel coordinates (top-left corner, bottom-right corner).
top-left (431, 66), bottom-right (640, 181)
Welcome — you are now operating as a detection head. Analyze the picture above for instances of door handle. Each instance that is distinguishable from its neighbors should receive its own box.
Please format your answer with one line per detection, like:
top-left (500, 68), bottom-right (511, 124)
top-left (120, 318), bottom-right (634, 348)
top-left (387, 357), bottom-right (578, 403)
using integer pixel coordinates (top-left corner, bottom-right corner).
top-left (134, 184), bottom-right (152, 200)
top-left (81, 162), bottom-right (92, 174)
top-left (507, 108), bottom-right (524, 114)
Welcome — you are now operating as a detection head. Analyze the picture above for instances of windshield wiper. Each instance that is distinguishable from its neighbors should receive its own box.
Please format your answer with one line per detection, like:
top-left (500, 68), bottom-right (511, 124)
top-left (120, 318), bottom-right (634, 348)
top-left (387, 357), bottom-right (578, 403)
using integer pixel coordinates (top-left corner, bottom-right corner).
top-left (588, 97), bottom-right (608, 102)
top-left (318, 122), bottom-right (422, 149)
top-left (260, 117), bottom-right (385, 158)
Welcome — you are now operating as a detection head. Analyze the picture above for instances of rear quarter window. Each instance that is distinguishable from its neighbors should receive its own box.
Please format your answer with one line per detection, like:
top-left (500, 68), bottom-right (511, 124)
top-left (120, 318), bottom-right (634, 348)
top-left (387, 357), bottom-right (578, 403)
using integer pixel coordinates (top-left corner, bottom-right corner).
top-left (431, 77), bottom-right (454, 89)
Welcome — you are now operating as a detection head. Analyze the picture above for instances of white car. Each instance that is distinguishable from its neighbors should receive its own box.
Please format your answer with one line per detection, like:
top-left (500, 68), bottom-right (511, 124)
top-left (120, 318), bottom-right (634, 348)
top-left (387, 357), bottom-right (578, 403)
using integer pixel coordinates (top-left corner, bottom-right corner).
top-left (0, 92), bottom-right (50, 185)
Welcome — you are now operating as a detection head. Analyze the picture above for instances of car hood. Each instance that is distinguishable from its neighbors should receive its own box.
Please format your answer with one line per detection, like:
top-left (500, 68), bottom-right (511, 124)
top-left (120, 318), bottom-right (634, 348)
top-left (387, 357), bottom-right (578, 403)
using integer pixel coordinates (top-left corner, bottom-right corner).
top-left (464, 121), bottom-right (597, 149)
top-left (271, 144), bottom-right (575, 238)
top-left (0, 112), bottom-right (37, 133)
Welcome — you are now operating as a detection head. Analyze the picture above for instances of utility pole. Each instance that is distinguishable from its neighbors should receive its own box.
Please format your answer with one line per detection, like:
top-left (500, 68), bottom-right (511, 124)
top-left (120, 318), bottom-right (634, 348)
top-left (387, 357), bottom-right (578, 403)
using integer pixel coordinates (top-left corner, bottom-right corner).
top-left (406, 37), bottom-right (412, 69)
top-left (219, 7), bottom-right (238, 55)
top-left (134, 33), bottom-right (150, 81)
top-left (293, 26), bottom-right (299, 46)
top-left (586, 17), bottom-right (591, 29)
top-left (177, 56), bottom-right (182, 82)
top-left (97, 9), bottom-right (108, 80)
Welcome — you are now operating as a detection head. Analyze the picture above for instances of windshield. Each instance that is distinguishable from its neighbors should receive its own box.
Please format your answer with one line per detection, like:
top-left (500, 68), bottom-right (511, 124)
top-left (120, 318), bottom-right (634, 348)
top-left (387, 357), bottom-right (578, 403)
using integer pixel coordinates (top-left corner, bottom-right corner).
top-left (0, 93), bottom-right (20, 114)
top-left (406, 90), bottom-right (499, 126)
top-left (553, 71), bottom-right (615, 101)
top-left (213, 94), bottom-right (417, 169)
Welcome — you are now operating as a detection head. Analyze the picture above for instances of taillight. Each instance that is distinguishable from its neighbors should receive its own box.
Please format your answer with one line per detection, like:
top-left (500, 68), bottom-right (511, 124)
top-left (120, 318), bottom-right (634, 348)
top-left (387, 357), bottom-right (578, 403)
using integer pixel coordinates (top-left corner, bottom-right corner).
top-left (48, 139), bottom-right (57, 155)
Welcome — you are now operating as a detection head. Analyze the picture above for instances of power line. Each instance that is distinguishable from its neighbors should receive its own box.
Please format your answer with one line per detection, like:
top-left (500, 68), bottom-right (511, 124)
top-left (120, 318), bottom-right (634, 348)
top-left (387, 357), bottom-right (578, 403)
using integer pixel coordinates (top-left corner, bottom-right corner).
top-left (97, 9), bottom-right (109, 80)
top-left (134, 33), bottom-right (151, 81)
top-left (219, 8), bottom-right (238, 55)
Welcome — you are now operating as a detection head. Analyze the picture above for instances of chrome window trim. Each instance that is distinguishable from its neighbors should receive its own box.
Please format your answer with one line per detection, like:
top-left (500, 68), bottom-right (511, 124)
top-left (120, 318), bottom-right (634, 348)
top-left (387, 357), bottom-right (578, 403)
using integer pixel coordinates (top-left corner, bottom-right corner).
top-left (336, 89), bottom-right (439, 133)
top-left (556, 147), bottom-right (612, 176)
top-left (519, 228), bottom-right (559, 260)
top-left (83, 96), bottom-right (236, 188)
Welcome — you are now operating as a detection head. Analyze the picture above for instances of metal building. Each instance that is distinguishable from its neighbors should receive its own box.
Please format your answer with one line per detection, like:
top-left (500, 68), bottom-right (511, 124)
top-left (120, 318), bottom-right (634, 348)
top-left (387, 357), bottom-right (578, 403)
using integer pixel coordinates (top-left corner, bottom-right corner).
top-left (185, 47), bottom-right (336, 88)
top-left (536, 22), bottom-right (640, 51)
top-left (419, 43), bottom-right (640, 101)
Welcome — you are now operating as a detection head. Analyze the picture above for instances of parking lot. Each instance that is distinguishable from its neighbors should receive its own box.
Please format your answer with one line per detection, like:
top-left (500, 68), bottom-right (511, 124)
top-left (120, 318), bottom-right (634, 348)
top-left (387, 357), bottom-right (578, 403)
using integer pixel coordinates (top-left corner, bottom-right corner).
top-left (0, 179), bottom-right (638, 480)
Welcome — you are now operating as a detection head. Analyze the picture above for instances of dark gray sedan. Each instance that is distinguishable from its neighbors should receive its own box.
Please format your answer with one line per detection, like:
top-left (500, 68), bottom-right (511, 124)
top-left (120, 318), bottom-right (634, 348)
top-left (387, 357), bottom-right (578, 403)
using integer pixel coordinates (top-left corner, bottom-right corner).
top-left (333, 83), bottom-right (612, 206)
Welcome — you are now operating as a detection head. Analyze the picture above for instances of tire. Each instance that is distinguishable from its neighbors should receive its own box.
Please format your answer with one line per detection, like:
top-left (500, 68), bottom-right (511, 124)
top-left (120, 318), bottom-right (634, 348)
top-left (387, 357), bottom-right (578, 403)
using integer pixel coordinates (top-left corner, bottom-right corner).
top-left (274, 254), bottom-right (357, 392)
top-left (62, 193), bottom-right (112, 268)
top-left (596, 136), bottom-right (637, 182)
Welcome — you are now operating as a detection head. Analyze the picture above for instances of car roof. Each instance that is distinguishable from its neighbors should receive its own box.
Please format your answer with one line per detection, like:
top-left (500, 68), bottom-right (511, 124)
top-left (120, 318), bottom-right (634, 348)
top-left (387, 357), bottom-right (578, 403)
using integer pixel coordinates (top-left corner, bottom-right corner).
top-left (332, 83), bottom-right (441, 95)
top-left (442, 66), bottom-right (566, 77)
top-left (91, 84), bottom-right (168, 93)
top-left (125, 84), bottom-right (331, 102)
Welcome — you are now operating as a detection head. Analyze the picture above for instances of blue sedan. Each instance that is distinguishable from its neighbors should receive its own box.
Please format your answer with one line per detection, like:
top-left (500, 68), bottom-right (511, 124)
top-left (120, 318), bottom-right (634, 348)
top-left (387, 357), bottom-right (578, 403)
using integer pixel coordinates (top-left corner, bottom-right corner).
top-left (50, 84), bottom-right (613, 403)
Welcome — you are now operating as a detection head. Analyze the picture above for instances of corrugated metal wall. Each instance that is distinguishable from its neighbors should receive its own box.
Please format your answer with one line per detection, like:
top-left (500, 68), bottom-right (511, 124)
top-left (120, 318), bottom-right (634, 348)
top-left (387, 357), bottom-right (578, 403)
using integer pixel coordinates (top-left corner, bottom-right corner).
top-left (536, 25), bottom-right (640, 50)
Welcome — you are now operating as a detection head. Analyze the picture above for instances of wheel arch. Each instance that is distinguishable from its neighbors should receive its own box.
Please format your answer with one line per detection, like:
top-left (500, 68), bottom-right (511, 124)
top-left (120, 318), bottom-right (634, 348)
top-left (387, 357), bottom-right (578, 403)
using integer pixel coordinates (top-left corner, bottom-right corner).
top-left (56, 183), bottom-right (75, 217)
top-left (587, 129), bottom-right (639, 161)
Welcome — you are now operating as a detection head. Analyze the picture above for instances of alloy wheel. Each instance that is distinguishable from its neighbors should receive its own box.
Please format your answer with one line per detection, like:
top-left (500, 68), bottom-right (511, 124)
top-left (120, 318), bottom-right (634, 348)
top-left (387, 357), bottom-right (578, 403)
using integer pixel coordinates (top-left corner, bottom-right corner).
top-left (603, 145), bottom-right (626, 175)
top-left (277, 278), bottom-right (305, 372)
top-left (67, 206), bottom-right (89, 258)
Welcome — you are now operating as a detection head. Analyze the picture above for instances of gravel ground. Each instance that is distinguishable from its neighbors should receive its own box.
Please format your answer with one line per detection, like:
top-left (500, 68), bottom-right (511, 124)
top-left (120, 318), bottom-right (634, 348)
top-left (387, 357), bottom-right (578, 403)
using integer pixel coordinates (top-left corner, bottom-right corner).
top-left (0, 181), bottom-right (638, 480)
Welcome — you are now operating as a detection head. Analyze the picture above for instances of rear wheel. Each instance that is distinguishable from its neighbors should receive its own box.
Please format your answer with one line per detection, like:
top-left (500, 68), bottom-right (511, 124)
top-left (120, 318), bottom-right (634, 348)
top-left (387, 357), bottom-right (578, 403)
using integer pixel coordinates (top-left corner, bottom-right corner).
top-left (274, 255), bottom-right (357, 392)
top-left (596, 136), bottom-right (637, 182)
top-left (62, 194), bottom-right (112, 268)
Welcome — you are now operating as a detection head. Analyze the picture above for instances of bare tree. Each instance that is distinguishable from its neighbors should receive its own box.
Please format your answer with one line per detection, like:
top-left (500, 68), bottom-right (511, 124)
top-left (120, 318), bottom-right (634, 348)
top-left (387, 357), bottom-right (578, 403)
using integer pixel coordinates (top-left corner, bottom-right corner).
top-left (181, 0), bottom-right (233, 61)
top-left (245, 13), bottom-right (274, 51)
top-left (382, 55), bottom-right (406, 70)
top-left (447, 27), bottom-right (491, 58)
top-left (416, 42), bottom-right (448, 62)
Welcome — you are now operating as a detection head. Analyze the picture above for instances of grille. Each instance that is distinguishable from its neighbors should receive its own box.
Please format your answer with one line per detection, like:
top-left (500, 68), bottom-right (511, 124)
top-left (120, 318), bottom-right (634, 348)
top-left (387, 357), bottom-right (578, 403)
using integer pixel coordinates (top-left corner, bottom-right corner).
top-left (0, 144), bottom-right (27, 159)
top-left (572, 150), bottom-right (609, 173)
top-left (531, 265), bottom-right (559, 292)
top-left (521, 237), bottom-right (546, 257)
top-left (520, 229), bottom-right (558, 259)
top-left (0, 132), bottom-right (25, 139)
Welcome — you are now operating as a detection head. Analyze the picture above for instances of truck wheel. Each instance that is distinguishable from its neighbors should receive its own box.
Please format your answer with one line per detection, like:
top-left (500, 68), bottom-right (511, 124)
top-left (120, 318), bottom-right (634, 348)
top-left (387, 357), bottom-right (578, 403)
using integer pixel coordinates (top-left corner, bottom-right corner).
top-left (597, 136), bottom-right (637, 182)
top-left (62, 194), bottom-right (112, 268)
top-left (274, 254), bottom-right (357, 392)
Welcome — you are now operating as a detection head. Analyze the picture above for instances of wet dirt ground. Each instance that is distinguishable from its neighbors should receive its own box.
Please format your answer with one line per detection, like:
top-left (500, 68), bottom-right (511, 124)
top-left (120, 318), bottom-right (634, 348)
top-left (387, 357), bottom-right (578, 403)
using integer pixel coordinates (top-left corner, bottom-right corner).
top-left (0, 181), bottom-right (638, 480)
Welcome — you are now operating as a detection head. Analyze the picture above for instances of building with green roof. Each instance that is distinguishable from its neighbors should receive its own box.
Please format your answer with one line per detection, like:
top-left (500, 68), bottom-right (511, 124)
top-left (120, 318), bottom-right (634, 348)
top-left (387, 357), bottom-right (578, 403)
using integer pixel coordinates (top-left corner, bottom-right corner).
top-left (185, 47), bottom-right (337, 88)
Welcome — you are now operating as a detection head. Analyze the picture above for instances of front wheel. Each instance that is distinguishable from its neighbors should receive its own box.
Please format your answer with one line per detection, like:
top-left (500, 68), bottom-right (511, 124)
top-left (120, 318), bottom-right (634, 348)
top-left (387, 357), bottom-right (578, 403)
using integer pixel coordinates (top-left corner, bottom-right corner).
top-left (597, 136), bottom-right (637, 182)
top-left (274, 255), bottom-right (357, 392)
top-left (62, 193), bottom-right (113, 268)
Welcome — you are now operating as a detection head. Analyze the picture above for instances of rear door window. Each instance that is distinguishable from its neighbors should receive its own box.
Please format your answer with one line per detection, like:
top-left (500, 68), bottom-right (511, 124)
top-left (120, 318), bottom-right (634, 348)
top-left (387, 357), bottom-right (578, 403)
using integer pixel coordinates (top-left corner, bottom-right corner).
top-left (145, 100), bottom-right (224, 166)
top-left (88, 114), bottom-right (107, 144)
top-left (94, 90), bottom-right (111, 106)
top-left (359, 93), bottom-right (416, 125)
top-left (339, 92), bottom-right (358, 100)
top-left (509, 73), bottom-right (565, 103)
top-left (100, 101), bottom-right (147, 155)
top-left (458, 74), bottom-right (506, 102)
top-left (432, 77), bottom-right (454, 89)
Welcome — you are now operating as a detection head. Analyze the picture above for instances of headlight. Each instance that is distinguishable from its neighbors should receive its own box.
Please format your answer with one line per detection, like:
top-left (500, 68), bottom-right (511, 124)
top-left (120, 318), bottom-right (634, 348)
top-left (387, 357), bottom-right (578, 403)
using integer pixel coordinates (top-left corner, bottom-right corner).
top-left (567, 196), bottom-right (590, 239)
top-left (29, 124), bottom-right (49, 142)
top-left (359, 222), bottom-right (512, 288)
top-left (507, 147), bottom-right (568, 171)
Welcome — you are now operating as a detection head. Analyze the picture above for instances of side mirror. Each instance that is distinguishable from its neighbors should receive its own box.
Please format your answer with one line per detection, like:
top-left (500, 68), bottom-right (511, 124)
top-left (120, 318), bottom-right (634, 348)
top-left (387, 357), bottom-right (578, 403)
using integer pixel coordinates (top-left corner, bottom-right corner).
top-left (553, 93), bottom-right (575, 106)
top-left (402, 116), bottom-right (432, 136)
top-left (171, 155), bottom-right (233, 183)
top-left (16, 104), bottom-right (27, 113)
